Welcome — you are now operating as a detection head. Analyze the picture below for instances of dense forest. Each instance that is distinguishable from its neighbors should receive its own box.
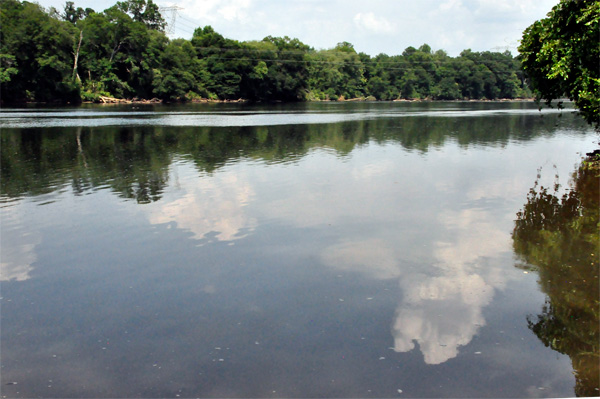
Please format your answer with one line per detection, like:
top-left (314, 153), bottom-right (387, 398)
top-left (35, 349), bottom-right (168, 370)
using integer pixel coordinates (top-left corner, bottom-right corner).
top-left (0, 0), bottom-right (532, 104)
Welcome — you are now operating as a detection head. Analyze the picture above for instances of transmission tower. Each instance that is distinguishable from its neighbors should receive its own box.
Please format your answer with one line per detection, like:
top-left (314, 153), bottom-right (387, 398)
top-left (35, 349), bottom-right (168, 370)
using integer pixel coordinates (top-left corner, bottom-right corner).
top-left (160, 6), bottom-right (183, 35)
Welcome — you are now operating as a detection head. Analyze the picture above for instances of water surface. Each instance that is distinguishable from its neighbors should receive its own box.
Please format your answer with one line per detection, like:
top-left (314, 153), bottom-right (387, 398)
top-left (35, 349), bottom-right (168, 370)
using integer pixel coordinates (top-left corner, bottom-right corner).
top-left (1, 102), bottom-right (597, 397)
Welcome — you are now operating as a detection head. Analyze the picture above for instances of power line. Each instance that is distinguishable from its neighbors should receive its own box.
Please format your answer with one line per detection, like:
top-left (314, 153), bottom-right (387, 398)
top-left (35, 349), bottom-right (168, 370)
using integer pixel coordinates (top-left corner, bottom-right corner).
top-left (158, 8), bottom-right (521, 68)
top-left (182, 45), bottom-right (519, 63)
top-left (174, 56), bottom-right (522, 75)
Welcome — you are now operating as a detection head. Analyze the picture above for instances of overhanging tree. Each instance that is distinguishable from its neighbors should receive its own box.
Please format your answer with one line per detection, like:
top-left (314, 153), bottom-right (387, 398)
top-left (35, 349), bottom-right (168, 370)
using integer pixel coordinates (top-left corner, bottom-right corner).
top-left (519, 0), bottom-right (600, 128)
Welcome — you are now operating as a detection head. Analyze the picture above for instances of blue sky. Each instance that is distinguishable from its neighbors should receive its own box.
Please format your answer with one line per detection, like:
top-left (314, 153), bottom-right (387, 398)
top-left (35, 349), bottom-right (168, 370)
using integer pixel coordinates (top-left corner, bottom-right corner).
top-left (34, 0), bottom-right (558, 56)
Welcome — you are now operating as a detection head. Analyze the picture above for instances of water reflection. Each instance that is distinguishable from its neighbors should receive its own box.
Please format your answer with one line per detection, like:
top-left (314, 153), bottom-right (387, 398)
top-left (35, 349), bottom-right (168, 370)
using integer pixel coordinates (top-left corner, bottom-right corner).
top-left (1, 105), bottom-right (589, 203)
top-left (321, 239), bottom-right (400, 280)
top-left (0, 127), bottom-right (171, 203)
top-left (320, 206), bottom-right (512, 365)
top-left (0, 206), bottom-right (38, 281)
top-left (393, 273), bottom-right (492, 365)
top-left (393, 208), bottom-right (510, 364)
top-left (147, 164), bottom-right (256, 242)
top-left (1, 103), bottom-right (596, 397)
top-left (513, 161), bottom-right (600, 396)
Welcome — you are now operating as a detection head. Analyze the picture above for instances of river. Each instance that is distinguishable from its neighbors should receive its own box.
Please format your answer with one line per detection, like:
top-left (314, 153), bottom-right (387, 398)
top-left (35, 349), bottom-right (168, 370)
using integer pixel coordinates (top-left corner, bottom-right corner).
top-left (1, 101), bottom-right (597, 397)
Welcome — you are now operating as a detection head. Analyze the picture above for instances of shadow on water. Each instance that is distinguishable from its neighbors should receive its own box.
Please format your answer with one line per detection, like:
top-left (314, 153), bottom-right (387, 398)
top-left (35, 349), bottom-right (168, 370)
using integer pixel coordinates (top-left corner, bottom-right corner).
top-left (513, 159), bottom-right (600, 397)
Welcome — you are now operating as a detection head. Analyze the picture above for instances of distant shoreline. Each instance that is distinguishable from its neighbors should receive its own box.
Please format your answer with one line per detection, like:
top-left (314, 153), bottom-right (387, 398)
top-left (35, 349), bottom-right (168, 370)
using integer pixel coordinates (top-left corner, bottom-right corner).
top-left (3, 97), bottom-right (537, 106)
top-left (91, 96), bottom-right (537, 105)
top-left (88, 95), bottom-right (535, 104)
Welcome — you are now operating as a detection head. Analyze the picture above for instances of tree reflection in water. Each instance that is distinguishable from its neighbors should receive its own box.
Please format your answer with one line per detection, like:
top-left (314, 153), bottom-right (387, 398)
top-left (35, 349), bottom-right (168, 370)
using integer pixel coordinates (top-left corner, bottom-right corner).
top-left (513, 159), bottom-right (599, 397)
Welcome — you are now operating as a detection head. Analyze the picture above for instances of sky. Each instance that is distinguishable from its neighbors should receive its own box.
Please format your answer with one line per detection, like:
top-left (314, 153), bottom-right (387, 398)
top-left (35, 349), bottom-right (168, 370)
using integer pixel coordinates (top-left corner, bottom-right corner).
top-left (34, 0), bottom-right (559, 57)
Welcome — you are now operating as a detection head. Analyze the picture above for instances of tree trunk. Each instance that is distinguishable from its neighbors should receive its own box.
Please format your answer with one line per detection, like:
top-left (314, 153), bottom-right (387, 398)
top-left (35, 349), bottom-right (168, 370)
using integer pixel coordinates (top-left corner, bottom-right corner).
top-left (110, 41), bottom-right (123, 63)
top-left (72, 29), bottom-right (83, 82)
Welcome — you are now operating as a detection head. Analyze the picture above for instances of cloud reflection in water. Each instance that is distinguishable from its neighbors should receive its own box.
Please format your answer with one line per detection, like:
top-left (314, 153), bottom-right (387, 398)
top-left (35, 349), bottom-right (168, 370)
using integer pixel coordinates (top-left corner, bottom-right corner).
top-left (1, 206), bottom-right (39, 281)
top-left (148, 166), bottom-right (256, 243)
top-left (321, 207), bottom-right (512, 365)
top-left (142, 146), bottom-right (516, 366)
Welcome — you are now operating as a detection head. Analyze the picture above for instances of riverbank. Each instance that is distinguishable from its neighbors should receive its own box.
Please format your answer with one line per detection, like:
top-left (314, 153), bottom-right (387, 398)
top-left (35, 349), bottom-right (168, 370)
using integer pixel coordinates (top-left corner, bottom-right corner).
top-left (92, 96), bottom-right (248, 104)
top-left (2, 96), bottom-right (538, 107)
top-left (86, 95), bottom-right (534, 105)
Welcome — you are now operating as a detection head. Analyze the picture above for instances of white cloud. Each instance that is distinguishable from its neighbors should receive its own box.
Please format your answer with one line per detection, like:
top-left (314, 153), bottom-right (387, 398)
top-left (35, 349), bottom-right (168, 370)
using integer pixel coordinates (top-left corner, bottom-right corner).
top-left (217, 0), bottom-right (251, 22)
top-left (353, 12), bottom-right (395, 34)
top-left (177, 0), bottom-right (252, 24)
top-left (32, 0), bottom-right (560, 56)
top-left (178, 0), bottom-right (220, 20)
top-left (439, 0), bottom-right (463, 12)
top-left (475, 0), bottom-right (541, 16)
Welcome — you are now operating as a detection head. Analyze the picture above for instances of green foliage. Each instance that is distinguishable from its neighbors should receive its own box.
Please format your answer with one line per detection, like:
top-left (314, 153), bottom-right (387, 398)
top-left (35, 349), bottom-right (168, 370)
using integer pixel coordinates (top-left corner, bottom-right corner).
top-left (63, 1), bottom-right (84, 23)
top-left (519, 0), bottom-right (600, 128)
top-left (0, 0), bottom-right (81, 103)
top-left (0, 54), bottom-right (18, 84)
top-left (152, 39), bottom-right (197, 101)
top-left (308, 44), bottom-right (366, 100)
top-left (115, 0), bottom-right (165, 31)
top-left (0, 0), bottom-right (533, 104)
top-left (242, 36), bottom-right (311, 101)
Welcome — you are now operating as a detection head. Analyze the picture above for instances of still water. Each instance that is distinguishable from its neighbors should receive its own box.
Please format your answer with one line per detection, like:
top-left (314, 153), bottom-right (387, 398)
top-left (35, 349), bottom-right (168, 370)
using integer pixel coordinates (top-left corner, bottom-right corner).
top-left (1, 102), bottom-right (598, 397)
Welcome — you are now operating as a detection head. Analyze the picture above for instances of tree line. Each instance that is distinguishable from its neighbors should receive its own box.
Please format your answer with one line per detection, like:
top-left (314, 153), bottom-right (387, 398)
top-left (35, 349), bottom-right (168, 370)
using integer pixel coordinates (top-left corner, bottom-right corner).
top-left (0, 0), bottom-right (532, 104)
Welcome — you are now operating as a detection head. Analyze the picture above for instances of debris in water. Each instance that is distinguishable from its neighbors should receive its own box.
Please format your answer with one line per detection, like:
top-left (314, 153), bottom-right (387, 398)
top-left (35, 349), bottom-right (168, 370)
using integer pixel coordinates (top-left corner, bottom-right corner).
top-left (398, 389), bottom-right (403, 393)
top-left (379, 357), bottom-right (385, 360)
top-left (6, 382), bottom-right (17, 385)
top-left (474, 351), bottom-right (482, 354)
